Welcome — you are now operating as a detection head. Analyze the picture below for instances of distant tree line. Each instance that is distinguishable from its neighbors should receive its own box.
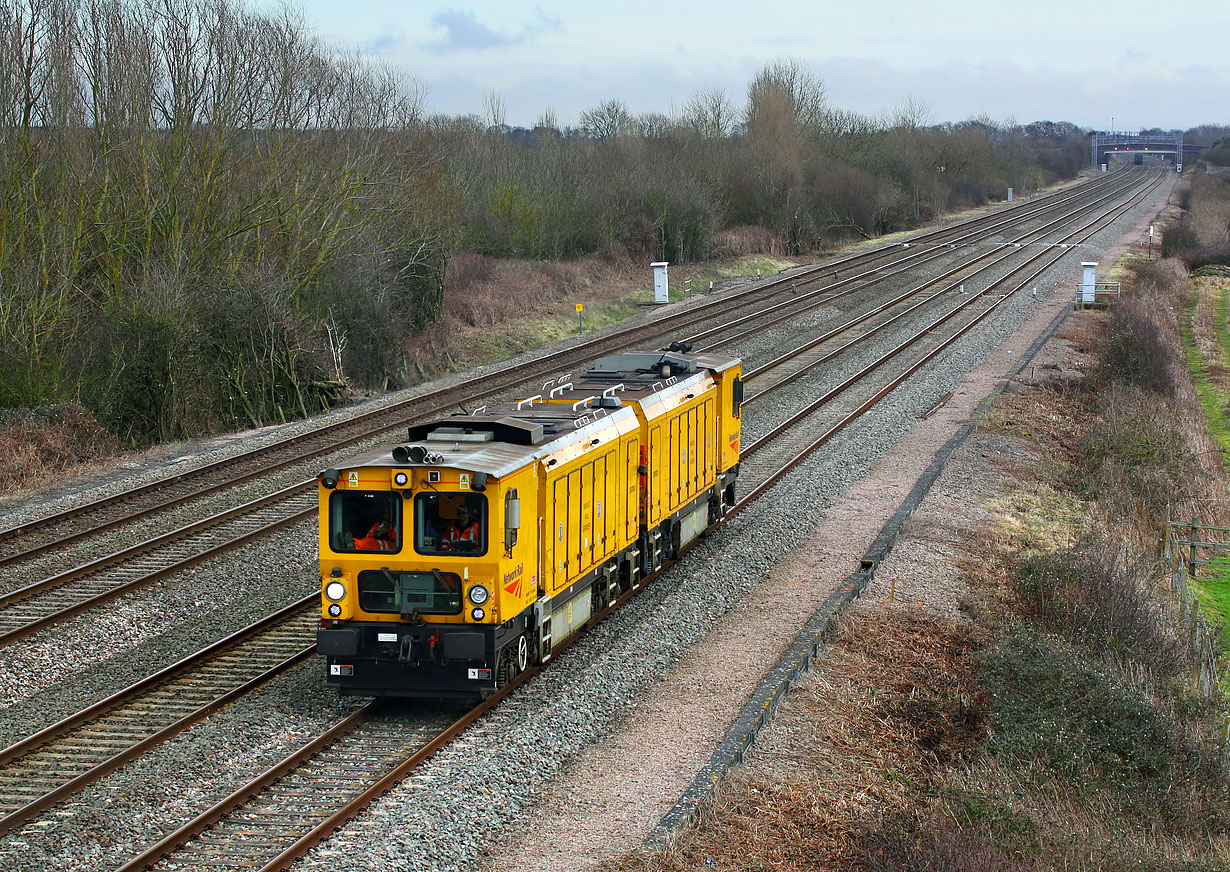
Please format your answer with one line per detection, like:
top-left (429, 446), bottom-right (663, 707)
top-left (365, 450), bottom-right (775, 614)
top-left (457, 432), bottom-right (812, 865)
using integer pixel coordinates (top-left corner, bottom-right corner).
top-left (0, 2), bottom-right (1210, 446)
top-left (442, 66), bottom-right (1093, 265)
top-left (1205, 137), bottom-right (1230, 167)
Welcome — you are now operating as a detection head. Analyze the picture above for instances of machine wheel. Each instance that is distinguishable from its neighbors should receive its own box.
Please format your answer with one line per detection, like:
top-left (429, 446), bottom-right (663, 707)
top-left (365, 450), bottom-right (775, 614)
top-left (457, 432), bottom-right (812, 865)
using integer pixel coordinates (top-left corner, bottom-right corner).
top-left (497, 634), bottom-right (529, 687)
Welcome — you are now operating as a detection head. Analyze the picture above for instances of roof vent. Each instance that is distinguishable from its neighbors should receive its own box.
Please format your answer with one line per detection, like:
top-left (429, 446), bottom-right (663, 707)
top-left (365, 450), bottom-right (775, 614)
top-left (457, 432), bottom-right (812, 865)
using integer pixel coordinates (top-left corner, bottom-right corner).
top-left (589, 396), bottom-right (622, 408)
top-left (426, 427), bottom-right (493, 443)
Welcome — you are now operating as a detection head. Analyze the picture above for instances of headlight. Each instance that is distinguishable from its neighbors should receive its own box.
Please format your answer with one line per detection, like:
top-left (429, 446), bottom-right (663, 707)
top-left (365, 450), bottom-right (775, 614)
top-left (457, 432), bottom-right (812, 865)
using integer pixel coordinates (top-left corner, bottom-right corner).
top-left (328, 604), bottom-right (342, 617)
top-left (325, 581), bottom-right (347, 602)
top-left (394, 471), bottom-right (409, 487)
top-left (467, 584), bottom-right (490, 606)
top-left (471, 607), bottom-right (485, 621)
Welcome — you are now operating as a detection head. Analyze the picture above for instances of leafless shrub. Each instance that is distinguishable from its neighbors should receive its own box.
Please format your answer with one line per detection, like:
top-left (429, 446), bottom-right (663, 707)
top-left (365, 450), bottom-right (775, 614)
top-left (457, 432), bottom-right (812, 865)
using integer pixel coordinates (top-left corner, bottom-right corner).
top-left (0, 404), bottom-right (119, 493)
top-left (1017, 536), bottom-right (1184, 675)
top-left (711, 226), bottom-right (784, 257)
top-left (1165, 171), bottom-right (1230, 268)
top-left (445, 253), bottom-right (498, 291)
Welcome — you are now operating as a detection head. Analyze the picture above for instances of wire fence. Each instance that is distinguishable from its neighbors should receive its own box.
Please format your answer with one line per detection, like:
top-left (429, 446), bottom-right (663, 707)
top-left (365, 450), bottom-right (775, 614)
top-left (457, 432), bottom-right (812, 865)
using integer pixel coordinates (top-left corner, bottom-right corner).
top-left (1162, 517), bottom-right (1230, 767)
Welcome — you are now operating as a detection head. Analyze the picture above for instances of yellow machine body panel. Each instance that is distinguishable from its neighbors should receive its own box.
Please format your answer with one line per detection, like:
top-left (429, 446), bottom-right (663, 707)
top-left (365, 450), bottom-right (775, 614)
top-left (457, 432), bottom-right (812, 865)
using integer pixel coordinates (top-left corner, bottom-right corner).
top-left (633, 373), bottom-right (718, 527)
top-left (538, 409), bottom-right (640, 596)
top-left (714, 361), bottom-right (743, 473)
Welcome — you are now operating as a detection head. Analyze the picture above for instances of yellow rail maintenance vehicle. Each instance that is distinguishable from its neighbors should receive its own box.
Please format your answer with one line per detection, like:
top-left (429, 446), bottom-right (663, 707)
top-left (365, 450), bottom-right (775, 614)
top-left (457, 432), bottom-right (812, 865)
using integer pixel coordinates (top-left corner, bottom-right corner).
top-left (315, 345), bottom-right (742, 699)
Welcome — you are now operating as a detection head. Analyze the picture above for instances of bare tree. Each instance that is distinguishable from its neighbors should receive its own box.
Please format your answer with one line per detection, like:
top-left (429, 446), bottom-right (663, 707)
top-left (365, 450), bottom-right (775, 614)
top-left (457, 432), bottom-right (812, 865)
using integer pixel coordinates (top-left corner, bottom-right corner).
top-left (745, 58), bottom-right (827, 134)
top-left (579, 98), bottom-right (633, 142)
top-left (0, 0), bottom-right (455, 434)
top-left (636, 111), bottom-right (675, 139)
top-left (533, 105), bottom-right (559, 140)
top-left (891, 95), bottom-right (932, 131)
top-left (483, 90), bottom-right (506, 131)
top-left (681, 86), bottom-right (735, 139)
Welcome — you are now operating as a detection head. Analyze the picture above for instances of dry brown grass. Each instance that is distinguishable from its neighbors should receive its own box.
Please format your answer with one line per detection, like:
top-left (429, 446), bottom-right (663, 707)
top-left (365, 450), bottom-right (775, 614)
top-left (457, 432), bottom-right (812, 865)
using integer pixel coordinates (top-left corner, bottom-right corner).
top-left (0, 405), bottom-right (120, 495)
top-left (404, 250), bottom-right (645, 376)
top-left (598, 611), bottom-right (989, 872)
top-left (712, 227), bottom-right (787, 257)
top-left (406, 248), bottom-right (796, 377)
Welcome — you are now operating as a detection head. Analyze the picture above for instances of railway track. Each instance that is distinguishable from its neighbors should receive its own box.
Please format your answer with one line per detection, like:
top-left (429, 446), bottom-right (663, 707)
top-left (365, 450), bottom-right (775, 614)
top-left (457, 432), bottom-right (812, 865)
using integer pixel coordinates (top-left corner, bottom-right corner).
top-left (686, 172), bottom-right (1141, 355)
top-left (693, 169), bottom-right (1146, 370)
top-left (0, 170), bottom-right (1134, 579)
top-left (732, 171), bottom-right (1164, 508)
top-left (0, 485), bottom-right (315, 646)
top-left (31, 169), bottom-right (1161, 872)
top-left (734, 174), bottom-right (1147, 405)
top-left (0, 598), bottom-right (318, 836)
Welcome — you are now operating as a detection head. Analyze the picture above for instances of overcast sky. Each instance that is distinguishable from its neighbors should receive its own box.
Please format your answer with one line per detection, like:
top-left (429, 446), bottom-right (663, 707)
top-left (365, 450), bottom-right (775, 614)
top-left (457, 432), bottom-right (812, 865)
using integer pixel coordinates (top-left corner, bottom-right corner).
top-left (289, 0), bottom-right (1228, 131)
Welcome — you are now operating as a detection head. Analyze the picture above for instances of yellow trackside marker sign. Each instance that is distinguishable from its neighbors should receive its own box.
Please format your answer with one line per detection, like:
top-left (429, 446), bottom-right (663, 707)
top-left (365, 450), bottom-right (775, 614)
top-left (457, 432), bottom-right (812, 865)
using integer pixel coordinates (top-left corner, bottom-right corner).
top-left (575, 303), bottom-right (583, 312)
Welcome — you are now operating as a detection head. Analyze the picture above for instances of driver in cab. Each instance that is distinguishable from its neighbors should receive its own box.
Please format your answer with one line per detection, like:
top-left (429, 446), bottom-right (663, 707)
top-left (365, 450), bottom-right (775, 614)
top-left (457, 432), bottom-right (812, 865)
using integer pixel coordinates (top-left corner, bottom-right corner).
top-left (441, 505), bottom-right (480, 552)
top-left (352, 508), bottom-right (397, 551)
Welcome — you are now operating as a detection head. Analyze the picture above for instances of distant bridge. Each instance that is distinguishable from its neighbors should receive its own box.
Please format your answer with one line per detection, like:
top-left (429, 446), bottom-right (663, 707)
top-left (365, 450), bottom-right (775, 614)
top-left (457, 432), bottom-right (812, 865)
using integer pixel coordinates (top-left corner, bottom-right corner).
top-left (1091, 131), bottom-right (1183, 166)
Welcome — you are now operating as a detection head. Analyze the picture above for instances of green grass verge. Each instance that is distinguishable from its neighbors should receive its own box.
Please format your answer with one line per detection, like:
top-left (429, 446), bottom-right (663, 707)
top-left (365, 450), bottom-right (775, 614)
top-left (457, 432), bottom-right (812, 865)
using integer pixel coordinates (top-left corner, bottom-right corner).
top-left (1214, 281), bottom-right (1230, 364)
top-left (1179, 281), bottom-right (1230, 640)
top-left (1195, 565), bottom-right (1230, 647)
top-left (639, 255), bottom-right (801, 304)
top-left (1180, 285), bottom-right (1230, 453)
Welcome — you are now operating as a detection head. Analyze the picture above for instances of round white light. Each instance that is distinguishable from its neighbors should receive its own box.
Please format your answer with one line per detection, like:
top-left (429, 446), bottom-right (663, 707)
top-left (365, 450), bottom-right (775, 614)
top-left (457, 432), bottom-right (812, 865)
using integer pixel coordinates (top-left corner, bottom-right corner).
top-left (328, 604), bottom-right (342, 617)
top-left (325, 581), bottom-right (346, 602)
top-left (394, 472), bottom-right (409, 486)
top-left (467, 584), bottom-right (490, 606)
top-left (471, 607), bottom-right (485, 621)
